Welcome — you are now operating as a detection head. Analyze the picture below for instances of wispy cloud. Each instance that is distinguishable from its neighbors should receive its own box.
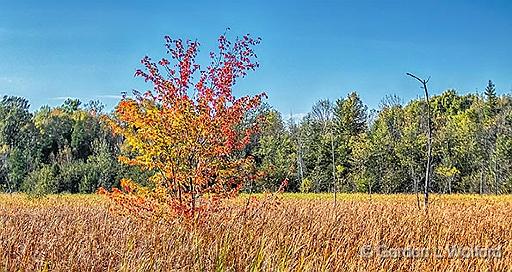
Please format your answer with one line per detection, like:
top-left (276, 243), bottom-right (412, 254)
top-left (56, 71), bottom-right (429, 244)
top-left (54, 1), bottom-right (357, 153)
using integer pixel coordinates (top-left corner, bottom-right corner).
top-left (95, 94), bottom-right (123, 99)
top-left (49, 93), bottom-right (124, 101)
top-left (0, 76), bottom-right (14, 84)
top-left (49, 96), bottom-right (71, 101)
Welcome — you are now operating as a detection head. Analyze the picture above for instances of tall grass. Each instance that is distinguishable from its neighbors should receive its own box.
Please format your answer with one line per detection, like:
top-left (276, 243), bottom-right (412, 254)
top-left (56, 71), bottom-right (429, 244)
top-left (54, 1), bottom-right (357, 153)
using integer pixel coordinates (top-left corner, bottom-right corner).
top-left (1, 194), bottom-right (511, 271)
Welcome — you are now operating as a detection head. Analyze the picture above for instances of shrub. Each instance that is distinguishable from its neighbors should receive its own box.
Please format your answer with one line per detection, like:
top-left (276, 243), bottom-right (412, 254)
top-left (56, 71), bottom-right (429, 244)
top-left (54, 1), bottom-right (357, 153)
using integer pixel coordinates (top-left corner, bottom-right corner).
top-left (22, 164), bottom-right (58, 196)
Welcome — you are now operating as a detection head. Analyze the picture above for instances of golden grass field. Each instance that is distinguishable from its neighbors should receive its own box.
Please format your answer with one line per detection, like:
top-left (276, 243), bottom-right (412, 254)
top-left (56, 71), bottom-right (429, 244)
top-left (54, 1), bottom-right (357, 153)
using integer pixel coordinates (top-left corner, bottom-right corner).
top-left (1, 193), bottom-right (512, 271)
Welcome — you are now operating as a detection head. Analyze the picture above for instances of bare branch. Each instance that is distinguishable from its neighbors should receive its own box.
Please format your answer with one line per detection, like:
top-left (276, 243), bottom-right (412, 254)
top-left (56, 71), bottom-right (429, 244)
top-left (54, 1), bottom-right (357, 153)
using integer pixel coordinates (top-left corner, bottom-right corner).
top-left (406, 72), bottom-right (429, 85)
top-left (406, 72), bottom-right (433, 211)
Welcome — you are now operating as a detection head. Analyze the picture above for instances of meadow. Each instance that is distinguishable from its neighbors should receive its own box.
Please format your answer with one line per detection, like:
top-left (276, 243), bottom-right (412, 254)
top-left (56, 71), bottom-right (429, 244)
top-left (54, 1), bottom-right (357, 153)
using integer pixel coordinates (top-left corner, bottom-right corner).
top-left (1, 193), bottom-right (511, 271)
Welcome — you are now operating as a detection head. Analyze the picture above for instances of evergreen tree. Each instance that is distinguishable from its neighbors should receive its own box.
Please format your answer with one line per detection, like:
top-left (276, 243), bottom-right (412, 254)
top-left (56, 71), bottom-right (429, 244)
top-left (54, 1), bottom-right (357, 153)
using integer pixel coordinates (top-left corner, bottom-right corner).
top-left (485, 80), bottom-right (498, 116)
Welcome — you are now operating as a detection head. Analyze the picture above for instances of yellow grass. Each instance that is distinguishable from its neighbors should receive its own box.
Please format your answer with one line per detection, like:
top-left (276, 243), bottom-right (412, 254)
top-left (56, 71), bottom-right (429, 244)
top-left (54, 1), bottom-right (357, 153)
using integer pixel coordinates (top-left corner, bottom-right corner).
top-left (1, 193), bottom-right (511, 271)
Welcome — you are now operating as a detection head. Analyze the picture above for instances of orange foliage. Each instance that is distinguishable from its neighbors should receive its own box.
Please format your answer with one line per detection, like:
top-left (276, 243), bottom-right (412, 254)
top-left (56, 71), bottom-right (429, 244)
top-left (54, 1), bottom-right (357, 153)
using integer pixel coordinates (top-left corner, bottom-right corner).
top-left (99, 32), bottom-right (266, 218)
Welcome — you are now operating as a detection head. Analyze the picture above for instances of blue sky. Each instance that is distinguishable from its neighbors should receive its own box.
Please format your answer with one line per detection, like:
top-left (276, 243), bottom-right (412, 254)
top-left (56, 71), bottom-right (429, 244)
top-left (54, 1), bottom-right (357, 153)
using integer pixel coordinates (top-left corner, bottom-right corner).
top-left (0, 0), bottom-right (511, 116)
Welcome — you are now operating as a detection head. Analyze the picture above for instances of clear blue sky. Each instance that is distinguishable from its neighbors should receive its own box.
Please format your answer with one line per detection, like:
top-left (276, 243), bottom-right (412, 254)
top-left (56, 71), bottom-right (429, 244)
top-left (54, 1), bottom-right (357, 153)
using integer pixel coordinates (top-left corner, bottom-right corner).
top-left (1, 0), bottom-right (511, 115)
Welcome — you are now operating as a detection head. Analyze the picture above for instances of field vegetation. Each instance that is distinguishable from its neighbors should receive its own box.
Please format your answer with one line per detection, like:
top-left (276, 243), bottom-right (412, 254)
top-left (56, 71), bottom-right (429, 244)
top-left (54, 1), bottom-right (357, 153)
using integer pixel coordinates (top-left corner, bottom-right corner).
top-left (1, 193), bottom-right (511, 271)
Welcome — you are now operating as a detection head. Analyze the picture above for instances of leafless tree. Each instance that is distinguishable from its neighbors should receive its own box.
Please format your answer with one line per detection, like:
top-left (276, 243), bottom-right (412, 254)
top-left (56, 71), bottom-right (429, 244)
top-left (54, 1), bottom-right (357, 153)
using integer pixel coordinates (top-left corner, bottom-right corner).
top-left (406, 73), bottom-right (433, 210)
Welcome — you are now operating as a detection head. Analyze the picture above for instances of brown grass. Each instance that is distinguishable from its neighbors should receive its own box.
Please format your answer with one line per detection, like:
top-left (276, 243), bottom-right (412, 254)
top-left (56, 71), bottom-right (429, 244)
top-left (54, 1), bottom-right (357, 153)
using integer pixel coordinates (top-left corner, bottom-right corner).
top-left (1, 193), bottom-right (512, 271)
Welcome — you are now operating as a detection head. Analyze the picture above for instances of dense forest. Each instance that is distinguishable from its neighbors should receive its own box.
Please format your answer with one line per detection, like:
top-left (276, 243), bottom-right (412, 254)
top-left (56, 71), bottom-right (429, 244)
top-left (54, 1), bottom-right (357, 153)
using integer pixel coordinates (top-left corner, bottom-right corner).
top-left (0, 98), bottom-right (150, 195)
top-left (1, 80), bottom-right (511, 195)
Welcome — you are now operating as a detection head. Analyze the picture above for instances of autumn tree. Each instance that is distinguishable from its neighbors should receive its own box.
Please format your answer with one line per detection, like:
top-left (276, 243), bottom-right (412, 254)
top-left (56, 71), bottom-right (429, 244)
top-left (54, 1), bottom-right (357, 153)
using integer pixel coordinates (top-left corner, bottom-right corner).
top-left (100, 33), bottom-right (266, 217)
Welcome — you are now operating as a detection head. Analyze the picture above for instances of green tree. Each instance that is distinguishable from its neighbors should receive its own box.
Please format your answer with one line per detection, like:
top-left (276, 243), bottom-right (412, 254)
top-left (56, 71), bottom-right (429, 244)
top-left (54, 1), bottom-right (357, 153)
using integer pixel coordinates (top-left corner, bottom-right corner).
top-left (22, 164), bottom-right (58, 196)
top-left (0, 96), bottom-right (40, 191)
top-left (253, 110), bottom-right (297, 192)
top-left (333, 92), bottom-right (368, 190)
top-left (484, 80), bottom-right (498, 117)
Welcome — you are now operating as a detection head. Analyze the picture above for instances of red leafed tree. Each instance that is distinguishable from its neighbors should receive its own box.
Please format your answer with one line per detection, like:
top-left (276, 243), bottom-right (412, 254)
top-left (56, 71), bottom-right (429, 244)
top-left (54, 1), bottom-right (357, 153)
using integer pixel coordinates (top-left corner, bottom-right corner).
top-left (99, 32), bottom-right (266, 218)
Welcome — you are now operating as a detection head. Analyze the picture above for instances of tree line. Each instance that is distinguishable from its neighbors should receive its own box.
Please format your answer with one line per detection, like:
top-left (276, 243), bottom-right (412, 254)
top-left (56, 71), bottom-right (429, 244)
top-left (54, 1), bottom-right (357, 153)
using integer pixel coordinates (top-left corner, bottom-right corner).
top-left (1, 80), bottom-right (511, 195)
top-left (0, 97), bottom-right (149, 195)
top-left (250, 80), bottom-right (512, 194)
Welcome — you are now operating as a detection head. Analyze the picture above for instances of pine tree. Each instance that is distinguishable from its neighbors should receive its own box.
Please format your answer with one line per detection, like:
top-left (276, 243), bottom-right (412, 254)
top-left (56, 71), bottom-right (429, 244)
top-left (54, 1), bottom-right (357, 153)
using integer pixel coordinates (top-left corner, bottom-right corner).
top-left (334, 92), bottom-right (367, 136)
top-left (484, 80), bottom-right (498, 116)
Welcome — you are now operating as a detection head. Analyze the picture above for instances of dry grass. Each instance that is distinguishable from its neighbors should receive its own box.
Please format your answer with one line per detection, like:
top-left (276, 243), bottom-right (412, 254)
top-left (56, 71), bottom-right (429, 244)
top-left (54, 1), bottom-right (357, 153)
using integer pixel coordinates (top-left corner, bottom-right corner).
top-left (1, 193), bottom-right (512, 271)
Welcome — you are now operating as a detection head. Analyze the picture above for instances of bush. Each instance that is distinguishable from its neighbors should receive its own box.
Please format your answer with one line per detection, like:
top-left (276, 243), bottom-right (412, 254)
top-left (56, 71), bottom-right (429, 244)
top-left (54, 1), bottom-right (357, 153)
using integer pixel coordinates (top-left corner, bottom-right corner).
top-left (57, 162), bottom-right (86, 193)
top-left (81, 139), bottom-right (118, 192)
top-left (22, 164), bottom-right (58, 196)
top-left (300, 178), bottom-right (313, 193)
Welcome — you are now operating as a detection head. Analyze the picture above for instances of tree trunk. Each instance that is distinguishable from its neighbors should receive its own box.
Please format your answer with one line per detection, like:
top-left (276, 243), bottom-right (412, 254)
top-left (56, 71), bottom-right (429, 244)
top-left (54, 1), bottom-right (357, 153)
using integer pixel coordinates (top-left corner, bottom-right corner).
top-left (449, 176), bottom-right (452, 194)
top-left (415, 178), bottom-right (421, 209)
top-left (331, 128), bottom-right (337, 205)
top-left (407, 73), bottom-right (433, 210)
top-left (494, 157), bottom-right (499, 195)
top-left (479, 170), bottom-right (483, 195)
top-left (410, 165), bottom-right (421, 210)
